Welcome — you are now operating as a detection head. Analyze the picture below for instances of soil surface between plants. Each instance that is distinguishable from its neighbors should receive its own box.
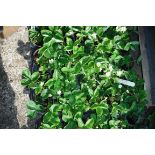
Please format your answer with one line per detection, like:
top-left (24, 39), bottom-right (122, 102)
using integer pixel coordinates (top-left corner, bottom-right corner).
top-left (0, 27), bottom-right (33, 128)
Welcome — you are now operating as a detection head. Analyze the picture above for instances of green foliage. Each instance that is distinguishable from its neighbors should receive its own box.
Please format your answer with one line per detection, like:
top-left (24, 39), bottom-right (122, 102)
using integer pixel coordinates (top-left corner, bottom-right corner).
top-left (26, 100), bottom-right (44, 119)
top-left (22, 26), bottom-right (149, 129)
top-left (29, 28), bottom-right (42, 44)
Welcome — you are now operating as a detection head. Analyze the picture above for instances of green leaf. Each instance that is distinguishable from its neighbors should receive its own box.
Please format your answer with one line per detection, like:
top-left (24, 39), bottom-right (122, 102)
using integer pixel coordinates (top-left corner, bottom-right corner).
top-left (27, 109), bottom-right (37, 119)
top-left (91, 102), bottom-right (108, 110)
top-left (45, 79), bottom-right (53, 88)
top-left (72, 46), bottom-right (84, 58)
top-left (96, 107), bottom-right (103, 116)
top-left (27, 100), bottom-right (43, 111)
top-left (41, 89), bottom-right (48, 98)
top-left (124, 42), bottom-right (131, 51)
top-left (65, 46), bottom-right (72, 51)
top-left (35, 84), bottom-right (43, 95)
top-left (74, 112), bottom-right (84, 128)
top-left (77, 119), bottom-right (84, 128)
top-left (84, 118), bottom-right (94, 128)
top-left (96, 27), bottom-right (104, 37)
top-left (54, 79), bottom-right (61, 91)
top-left (43, 49), bottom-right (52, 58)
top-left (53, 69), bottom-right (59, 80)
top-left (102, 37), bottom-right (113, 51)
top-left (87, 86), bottom-right (94, 96)
top-left (113, 35), bottom-right (122, 43)
top-left (29, 29), bottom-right (42, 44)
top-left (66, 38), bottom-right (73, 46)
top-left (64, 91), bottom-right (72, 98)
top-left (52, 37), bottom-right (63, 43)
top-left (73, 62), bottom-right (81, 74)
top-left (62, 110), bottom-right (73, 122)
top-left (41, 30), bottom-right (52, 37)
top-left (74, 111), bottom-right (82, 120)
top-left (55, 30), bottom-right (63, 41)
top-left (109, 120), bottom-right (120, 128)
top-left (40, 124), bottom-right (52, 129)
top-left (78, 46), bottom-right (84, 54)
top-left (42, 112), bottom-right (52, 124)
top-left (58, 54), bottom-right (70, 64)
top-left (39, 45), bottom-right (48, 55)
top-left (80, 56), bottom-right (91, 65)
top-left (88, 61), bottom-right (94, 68)
top-left (111, 106), bottom-right (119, 118)
top-left (48, 26), bottom-right (55, 31)
top-left (43, 36), bottom-right (51, 43)
top-left (130, 41), bottom-right (139, 50)
top-left (93, 85), bottom-right (100, 97)
top-left (73, 46), bottom-right (78, 54)
top-left (21, 78), bottom-right (31, 86)
top-left (49, 104), bottom-right (62, 114)
top-left (34, 82), bottom-right (44, 94)
top-left (51, 115), bottom-right (61, 126)
top-left (137, 55), bottom-right (142, 65)
top-left (74, 39), bottom-right (81, 46)
top-left (64, 120), bottom-right (77, 129)
top-left (43, 112), bottom-right (61, 127)
top-left (31, 72), bottom-right (40, 81)
top-left (124, 41), bottom-right (139, 51)
top-left (22, 69), bottom-right (31, 78)
top-left (61, 67), bottom-right (70, 73)
top-left (107, 40), bottom-right (113, 50)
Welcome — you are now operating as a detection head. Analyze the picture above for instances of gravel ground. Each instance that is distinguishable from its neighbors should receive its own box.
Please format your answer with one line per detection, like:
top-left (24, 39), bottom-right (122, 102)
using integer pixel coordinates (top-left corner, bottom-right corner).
top-left (0, 27), bottom-right (33, 128)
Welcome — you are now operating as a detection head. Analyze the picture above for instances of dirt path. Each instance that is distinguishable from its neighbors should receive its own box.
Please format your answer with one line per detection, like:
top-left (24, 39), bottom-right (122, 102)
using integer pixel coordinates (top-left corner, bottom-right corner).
top-left (0, 27), bottom-right (32, 128)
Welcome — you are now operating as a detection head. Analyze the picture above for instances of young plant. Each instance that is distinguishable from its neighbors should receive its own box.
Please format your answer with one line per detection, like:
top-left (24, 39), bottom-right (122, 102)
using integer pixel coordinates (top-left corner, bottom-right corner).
top-left (22, 26), bottom-right (149, 129)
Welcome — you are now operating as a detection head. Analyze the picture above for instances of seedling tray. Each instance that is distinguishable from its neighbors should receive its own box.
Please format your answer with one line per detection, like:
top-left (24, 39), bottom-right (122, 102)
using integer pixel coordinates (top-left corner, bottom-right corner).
top-left (25, 26), bottom-right (152, 128)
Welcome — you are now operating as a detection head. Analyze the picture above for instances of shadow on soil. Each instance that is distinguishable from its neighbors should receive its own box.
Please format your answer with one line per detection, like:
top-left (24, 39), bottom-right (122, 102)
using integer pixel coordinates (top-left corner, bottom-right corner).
top-left (17, 39), bottom-right (35, 129)
top-left (17, 40), bottom-right (31, 63)
top-left (0, 41), bottom-right (19, 129)
top-left (0, 38), bottom-right (35, 129)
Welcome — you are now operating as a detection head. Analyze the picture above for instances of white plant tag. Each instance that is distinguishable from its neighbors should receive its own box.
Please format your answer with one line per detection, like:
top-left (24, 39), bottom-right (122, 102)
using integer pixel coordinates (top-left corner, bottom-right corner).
top-left (117, 78), bottom-right (135, 87)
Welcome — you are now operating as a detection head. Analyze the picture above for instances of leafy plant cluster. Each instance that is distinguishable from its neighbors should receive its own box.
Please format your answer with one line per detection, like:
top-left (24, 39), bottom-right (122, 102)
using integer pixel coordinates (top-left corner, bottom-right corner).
top-left (22, 26), bottom-right (149, 129)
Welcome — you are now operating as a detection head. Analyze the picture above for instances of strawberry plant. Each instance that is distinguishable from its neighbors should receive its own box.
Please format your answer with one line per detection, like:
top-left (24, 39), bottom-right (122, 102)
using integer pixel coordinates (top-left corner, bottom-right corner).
top-left (22, 26), bottom-right (150, 129)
